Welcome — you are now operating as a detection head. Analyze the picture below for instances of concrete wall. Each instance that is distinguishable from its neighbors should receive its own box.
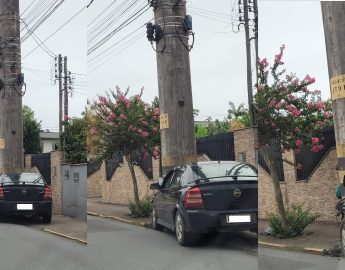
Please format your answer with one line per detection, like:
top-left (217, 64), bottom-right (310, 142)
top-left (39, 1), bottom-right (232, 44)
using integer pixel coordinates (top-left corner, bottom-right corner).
top-left (61, 163), bottom-right (87, 220)
top-left (258, 148), bottom-right (340, 223)
top-left (87, 162), bottom-right (105, 198)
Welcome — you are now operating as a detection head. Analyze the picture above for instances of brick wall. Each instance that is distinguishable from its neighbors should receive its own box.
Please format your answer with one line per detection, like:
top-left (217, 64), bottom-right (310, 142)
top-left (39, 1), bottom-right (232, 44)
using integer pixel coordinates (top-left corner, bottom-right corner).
top-left (102, 158), bottom-right (159, 205)
top-left (87, 162), bottom-right (105, 198)
top-left (50, 151), bottom-right (63, 215)
top-left (259, 148), bottom-right (340, 223)
top-left (233, 127), bottom-right (258, 166)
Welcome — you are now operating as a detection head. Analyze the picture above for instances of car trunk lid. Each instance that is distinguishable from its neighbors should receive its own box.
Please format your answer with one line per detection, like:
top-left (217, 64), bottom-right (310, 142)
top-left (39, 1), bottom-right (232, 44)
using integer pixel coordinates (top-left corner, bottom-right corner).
top-left (2, 185), bottom-right (46, 202)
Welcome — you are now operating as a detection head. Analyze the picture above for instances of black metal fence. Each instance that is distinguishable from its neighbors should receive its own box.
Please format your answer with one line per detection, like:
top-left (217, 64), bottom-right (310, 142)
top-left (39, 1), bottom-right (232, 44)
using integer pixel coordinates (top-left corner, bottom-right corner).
top-left (87, 160), bottom-right (102, 176)
top-left (136, 153), bottom-right (154, 180)
top-left (105, 152), bottom-right (123, 180)
top-left (258, 139), bottom-right (285, 182)
top-left (196, 132), bottom-right (235, 161)
top-left (295, 126), bottom-right (336, 181)
top-left (31, 153), bottom-right (51, 185)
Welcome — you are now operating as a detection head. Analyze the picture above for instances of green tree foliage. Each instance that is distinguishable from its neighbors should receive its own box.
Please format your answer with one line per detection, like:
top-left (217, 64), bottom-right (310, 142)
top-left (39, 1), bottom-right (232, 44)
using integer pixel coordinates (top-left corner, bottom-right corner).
top-left (63, 116), bottom-right (87, 164)
top-left (23, 105), bottom-right (42, 154)
top-left (195, 125), bottom-right (208, 138)
top-left (206, 117), bottom-right (229, 136)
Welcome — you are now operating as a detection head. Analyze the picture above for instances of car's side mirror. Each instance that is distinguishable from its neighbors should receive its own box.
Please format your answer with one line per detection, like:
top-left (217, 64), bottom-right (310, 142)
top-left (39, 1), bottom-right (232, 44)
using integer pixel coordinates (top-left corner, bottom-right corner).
top-left (343, 175), bottom-right (345, 187)
top-left (150, 183), bottom-right (160, 190)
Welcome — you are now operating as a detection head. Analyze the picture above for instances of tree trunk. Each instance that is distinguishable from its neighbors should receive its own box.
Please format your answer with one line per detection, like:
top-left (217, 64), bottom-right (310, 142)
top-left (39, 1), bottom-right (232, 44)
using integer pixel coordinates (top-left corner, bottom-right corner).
top-left (261, 147), bottom-right (288, 229)
top-left (125, 154), bottom-right (140, 207)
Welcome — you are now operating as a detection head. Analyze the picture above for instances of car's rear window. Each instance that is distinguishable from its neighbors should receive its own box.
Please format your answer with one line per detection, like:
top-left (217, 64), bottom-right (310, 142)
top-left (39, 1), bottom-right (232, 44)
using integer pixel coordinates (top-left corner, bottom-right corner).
top-left (0, 173), bottom-right (45, 186)
top-left (191, 163), bottom-right (257, 181)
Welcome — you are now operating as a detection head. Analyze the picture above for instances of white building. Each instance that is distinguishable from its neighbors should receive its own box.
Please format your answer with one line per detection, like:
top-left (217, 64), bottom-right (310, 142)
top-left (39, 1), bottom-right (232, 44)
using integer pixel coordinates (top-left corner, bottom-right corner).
top-left (40, 131), bottom-right (59, 153)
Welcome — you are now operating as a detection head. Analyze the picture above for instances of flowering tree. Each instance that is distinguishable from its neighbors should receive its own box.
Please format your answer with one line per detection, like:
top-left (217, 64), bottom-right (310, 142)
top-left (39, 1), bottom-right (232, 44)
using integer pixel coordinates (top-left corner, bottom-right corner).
top-left (90, 87), bottom-right (160, 207)
top-left (255, 45), bottom-right (333, 228)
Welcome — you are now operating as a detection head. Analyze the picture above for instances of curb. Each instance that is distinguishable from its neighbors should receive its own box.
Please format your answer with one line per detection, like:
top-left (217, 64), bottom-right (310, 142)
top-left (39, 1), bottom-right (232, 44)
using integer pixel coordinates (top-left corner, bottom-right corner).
top-left (41, 228), bottom-right (87, 245)
top-left (258, 240), bottom-right (324, 255)
top-left (88, 211), bottom-right (150, 228)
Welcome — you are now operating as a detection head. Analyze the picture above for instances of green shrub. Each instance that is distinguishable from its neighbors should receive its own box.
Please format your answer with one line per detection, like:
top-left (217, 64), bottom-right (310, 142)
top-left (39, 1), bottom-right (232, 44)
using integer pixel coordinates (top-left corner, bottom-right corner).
top-left (267, 203), bottom-right (320, 238)
top-left (128, 196), bottom-right (153, 218)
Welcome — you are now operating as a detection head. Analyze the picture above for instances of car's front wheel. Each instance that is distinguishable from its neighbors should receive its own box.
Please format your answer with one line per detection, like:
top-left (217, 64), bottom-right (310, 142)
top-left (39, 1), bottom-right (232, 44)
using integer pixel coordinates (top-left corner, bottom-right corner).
top-left (42, 212), bottom-right (52, 224)
top-left (175, 211), bottom-right (199, 246)
top-left (152, 207), bottom-right (162, 231)
top-left (340, 219), bottom-right (345, 256)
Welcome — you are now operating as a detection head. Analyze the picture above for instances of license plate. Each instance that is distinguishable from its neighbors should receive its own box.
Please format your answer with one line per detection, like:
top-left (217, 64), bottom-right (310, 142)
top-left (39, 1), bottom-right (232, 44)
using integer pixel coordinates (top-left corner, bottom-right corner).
top-left (227, 215), bottom-right (251, 223)
top-left (17, 204), bottom-right (33, 210)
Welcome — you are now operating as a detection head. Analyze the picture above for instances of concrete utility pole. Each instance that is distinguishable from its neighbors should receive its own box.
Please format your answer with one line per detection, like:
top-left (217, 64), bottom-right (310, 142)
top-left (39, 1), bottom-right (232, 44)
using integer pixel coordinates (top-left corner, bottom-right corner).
top-left (0, 0), bottom-right (23, 173)
top-left (63, 56), bottom-right (68, 120)
top-left (150, 0), bottom-right (196, 174)
top-left (243, 0), bottom-right (255, 127)
top-left (58, 54), bottom-right (63, 149)
top-left (321, 2), bottom-right (345, 195)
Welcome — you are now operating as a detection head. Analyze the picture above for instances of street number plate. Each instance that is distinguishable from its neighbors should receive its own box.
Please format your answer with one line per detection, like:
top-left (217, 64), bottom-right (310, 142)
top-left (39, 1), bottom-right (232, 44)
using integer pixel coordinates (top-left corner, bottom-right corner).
top-left (17, 204), bottom-right (33, 210)
top-left (227, 215), bottom-right (251, 223)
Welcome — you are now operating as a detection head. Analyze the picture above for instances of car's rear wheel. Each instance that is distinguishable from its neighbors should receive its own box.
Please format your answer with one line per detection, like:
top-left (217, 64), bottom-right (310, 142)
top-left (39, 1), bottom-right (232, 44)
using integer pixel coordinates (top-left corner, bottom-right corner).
top-left (340, 219), bottom-right (345, 256)
top-left (152, 207), bottom-right (162, 231)
top-left (42, 212), bottom-right (52, 224)
top-left (175, 211), bottom-right (199, 246)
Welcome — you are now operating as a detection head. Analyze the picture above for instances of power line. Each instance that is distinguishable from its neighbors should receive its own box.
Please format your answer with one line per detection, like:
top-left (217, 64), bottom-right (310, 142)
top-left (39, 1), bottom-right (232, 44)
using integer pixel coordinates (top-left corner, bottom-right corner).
top-left (88, 0), bottom-right (118, 27)
top-left (22, 2), bottom-right (88, 60)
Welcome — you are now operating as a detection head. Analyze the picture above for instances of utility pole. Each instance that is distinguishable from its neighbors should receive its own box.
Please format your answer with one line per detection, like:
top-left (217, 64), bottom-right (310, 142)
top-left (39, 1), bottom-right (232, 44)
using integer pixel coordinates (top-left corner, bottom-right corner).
top-left (243, 0), bottom-right (254, 127)
top-left (321, 2), bottom-right (345, 196)
top-left (148, 0), bottom-right (196, 174)
top-left (0, 0), bottom-right (23, 173)
top-left (58, 54), bottom-right (63, 149)
top-left (63, 56), bottom-right (68, 120)
top-left (253, 0), bottom-right (258, 87)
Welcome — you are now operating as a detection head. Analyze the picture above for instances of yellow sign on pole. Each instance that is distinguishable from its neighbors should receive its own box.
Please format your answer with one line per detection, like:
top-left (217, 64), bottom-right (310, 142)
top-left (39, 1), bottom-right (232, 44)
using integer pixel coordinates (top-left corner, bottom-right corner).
top-left (0, 139), bottom-right (5, 150)
top-left (330, 74), bottom-right (345, 100)
top-left (336, 144), bottom-right (345, 158)
top-left (160, 113), bottom-right (169, 129)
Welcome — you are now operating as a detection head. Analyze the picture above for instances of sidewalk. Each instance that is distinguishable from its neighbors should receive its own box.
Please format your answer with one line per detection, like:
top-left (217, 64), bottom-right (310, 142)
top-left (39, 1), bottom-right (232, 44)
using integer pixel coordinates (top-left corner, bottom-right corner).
top-left (31, 215), bottom-right (87, 244)
top-left (87, 197), bottom-right (151, 227)
top-left (259, 220), bottom-right (341, 255)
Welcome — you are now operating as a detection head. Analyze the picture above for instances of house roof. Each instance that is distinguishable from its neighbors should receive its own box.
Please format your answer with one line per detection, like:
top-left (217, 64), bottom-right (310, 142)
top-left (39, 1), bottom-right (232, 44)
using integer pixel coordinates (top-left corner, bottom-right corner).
top-left (39, 132), bottom-right (60, 139)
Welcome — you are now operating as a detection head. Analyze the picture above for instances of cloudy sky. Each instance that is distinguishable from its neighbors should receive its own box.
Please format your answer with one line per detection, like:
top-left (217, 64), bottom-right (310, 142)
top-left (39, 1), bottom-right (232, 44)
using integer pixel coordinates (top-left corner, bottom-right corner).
top-left (21, 0), bottom-right (330, 130)
top-left (21, 0), bottom-right (87, 131)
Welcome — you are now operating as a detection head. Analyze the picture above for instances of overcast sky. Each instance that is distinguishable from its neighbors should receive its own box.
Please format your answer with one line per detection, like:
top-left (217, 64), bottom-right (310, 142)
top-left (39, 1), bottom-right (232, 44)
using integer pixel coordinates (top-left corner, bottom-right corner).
top-left (21, 0), bottom-right (330, 130)
top-left (21, 0), bottom-right (87, 131)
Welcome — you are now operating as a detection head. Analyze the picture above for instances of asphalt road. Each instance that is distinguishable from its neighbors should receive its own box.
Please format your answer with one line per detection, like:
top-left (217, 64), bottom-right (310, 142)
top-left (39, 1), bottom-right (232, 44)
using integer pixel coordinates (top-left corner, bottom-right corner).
top-left (87, 215), bottom-right (258, 270)
top-left (259, 248), bottom-right (345, 270)
top-left (0, 216), bottom-right (86, 270)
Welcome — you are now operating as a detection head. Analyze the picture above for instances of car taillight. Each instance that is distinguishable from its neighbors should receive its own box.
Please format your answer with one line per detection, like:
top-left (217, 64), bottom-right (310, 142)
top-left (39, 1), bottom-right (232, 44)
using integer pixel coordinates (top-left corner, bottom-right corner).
top-left (43, 187), bottom-right (52, 201)
top-left (184, 187), bottom-right (204, 208)
top-left (0, 187), bottom-right (4, 200)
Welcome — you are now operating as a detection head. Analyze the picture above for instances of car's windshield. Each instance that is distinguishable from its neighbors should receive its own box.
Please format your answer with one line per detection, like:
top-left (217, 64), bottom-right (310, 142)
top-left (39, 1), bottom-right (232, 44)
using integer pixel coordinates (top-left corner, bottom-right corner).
top-left (0, 173), bottom-right (45, 186)
top-left (191, 163), bottom-right (257, 182)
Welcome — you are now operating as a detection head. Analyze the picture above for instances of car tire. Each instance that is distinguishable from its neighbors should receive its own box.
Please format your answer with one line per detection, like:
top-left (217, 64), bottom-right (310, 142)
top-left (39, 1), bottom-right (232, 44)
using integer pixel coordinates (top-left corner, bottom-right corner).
top-left (340, 219), bottom-right (345, 256)
top-left (152, 207), bottom-right (162, 231)
top-left (42, 212), bottom-right (52, 224)
top-left (175, 211), bottom-right (199, 246)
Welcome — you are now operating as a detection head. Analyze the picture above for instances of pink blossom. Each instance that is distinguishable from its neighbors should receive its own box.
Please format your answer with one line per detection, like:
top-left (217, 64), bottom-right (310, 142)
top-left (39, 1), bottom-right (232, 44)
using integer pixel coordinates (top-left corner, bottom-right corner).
top-left (295, 140), bottom-right (303, 148)
top-left (152, 127), bottom-right (159, 133)
top-left (292, 79), bottom-right (299, 86)
top-left (307, 102), bottom-right (314, 109)
top-left (268, 99), bottom-right (276, 108)
top-left (98, 96), bottom-right (106, 105)
top-left (120, 114), bottom-right (127, 120)
top-left (128, 125), bottom-right (134, 131)
top-left (275, 53), bottom-right (282, 61)
top-left (141, 131), bottom-right (149, 138)
top-left (118, 95), bottom-right (127, 103)
top-left (271, 122), bottom-right (277, 128)
top-left (285, 104), bottom-right (294, 112)
top-left (279, 61), bottom-right (284, 65)
top-left (134, 95), bottom-right (141, 101)
top-left (151, 116), bottom-right (157, 122)
top-left (302, 86), bottom-right (308, 92)
top-left (280, 44), bottom-right (285, 51)
top-left (291, 109), bottom-right (301, 117)
top-left (305, 74), bottom-right (315, 84)
top-left (125, 102), bottom-right (131, 109)
top-left (259, 58), bottom-right (269, 67)
top-left (324, 112), bottom-right (331, 119)
top-left (145, 111), bottom-right (150, 116)
top-left (288, 94), bottom-right (295, 100)
top-left (294, 149), bottom-right (301, 154)
top-left (317, 121), bottom-right (324, 127)
top-left (153, 150), bottom-right (159, 157)
top-left (142, 120), bottom-right (148, 126)
top-left (276, 102), bottom-right (282, 110)
top-left (316, 101), bottom-right (325, 110)
top-left (154, 146), bottom-right (159, 151)
top-left (311, 137), bottom-right (320, 145)
top-left (137, 129), bottom-right (143, 134)
top-left (311, 144), bottom-right (324, 153)
top-left (153, 108), bottom-right (160, 116)
top-left (89, 128), bottom-right (97, 135)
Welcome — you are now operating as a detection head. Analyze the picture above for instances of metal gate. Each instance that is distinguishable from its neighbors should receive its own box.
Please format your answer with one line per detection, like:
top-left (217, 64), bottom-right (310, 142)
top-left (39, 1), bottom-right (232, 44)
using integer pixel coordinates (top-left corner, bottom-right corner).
top-left (61, 164), bottom-right (87, 220)
top-left (31, 153), bottom-right (51, 185)
top-left (196, 132), bottom-right (235, 161)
